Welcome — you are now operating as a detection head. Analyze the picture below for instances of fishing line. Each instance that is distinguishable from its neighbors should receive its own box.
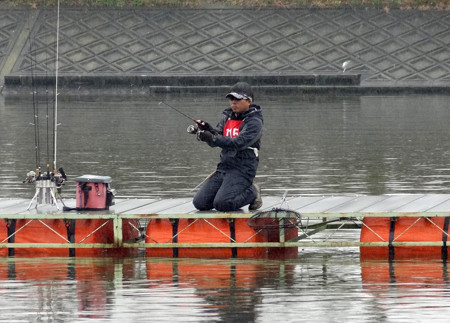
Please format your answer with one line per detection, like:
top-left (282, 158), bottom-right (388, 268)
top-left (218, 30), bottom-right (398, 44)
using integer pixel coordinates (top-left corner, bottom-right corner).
top-left (1, 123), bottom-right (35, 149)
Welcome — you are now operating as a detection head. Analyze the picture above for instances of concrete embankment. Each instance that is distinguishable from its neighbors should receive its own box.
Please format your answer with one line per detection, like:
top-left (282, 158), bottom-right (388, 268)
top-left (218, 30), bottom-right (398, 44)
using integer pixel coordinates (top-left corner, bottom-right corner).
top-left (0, 7), bottom-right (449, 95)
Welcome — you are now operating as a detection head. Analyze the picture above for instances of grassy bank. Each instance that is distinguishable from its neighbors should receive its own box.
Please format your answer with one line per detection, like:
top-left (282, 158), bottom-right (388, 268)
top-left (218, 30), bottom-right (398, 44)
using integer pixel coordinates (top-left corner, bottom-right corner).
top-left (0, 0), bottom-right (448, 10)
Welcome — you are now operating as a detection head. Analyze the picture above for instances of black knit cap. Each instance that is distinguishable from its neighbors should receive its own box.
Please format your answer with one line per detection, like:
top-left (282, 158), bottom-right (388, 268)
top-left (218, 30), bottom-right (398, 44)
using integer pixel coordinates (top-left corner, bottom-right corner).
top-left (226, 82), bottom-right (254, 101)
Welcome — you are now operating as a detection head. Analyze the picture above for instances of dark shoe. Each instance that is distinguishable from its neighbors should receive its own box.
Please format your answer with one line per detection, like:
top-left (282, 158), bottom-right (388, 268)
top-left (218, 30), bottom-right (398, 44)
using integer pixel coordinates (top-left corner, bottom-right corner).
top-left (249, 184), bottom-right (262, 210)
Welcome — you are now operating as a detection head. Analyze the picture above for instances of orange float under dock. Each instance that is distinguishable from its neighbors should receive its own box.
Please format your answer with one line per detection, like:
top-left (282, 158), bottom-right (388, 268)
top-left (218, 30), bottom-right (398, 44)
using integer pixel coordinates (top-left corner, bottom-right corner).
top-left (1, 194), bottom-right (450, 259)
top-left (360, 216), bottom-right (450, 261)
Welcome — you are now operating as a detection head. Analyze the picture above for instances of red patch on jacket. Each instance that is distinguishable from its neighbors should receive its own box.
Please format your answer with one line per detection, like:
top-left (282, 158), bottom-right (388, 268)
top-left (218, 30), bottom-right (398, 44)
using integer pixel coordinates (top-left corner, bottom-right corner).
top-left (223, 120), bottom-right (243, 138)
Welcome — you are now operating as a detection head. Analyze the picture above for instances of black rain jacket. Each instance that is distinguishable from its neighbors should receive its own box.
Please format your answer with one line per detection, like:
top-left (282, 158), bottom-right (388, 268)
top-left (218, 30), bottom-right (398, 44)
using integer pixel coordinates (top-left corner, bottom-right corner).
top-left (208, 104), bottom-right (263, 179)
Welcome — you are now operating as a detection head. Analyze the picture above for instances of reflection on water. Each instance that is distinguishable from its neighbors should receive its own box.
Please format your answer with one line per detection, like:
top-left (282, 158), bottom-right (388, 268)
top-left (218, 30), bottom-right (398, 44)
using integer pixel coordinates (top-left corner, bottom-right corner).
top-left (0, 257), bottom-right (297, 321)
top-left (1, 93), bottom-right (450, 199)
top-left (1, 255), bottom-right (450, 321)
top-left (360, 258), bottom-right (450, 322)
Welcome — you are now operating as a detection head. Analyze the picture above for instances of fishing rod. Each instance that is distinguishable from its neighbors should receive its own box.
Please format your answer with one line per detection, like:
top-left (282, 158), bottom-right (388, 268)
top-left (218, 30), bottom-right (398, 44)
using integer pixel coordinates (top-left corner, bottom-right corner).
top-left (157, 101), bottom-right (196, 122)
top-left (27, 11), bottom-right (40, 170)
top-left (157, 101), bottom-right (207, 134)
top-left (27, 7), bottom-right (55, 175)
top-left (24, 2), bottom-right (66, 203)
top-left (149, 85), bottom-right (212, 131)
top-left (53, 0), bottom-right (60, 172)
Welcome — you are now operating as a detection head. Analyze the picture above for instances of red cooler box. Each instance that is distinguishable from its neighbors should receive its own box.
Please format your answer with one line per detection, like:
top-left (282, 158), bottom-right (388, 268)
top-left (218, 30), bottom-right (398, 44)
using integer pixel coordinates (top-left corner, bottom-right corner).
top-left (74, 175), bottom-right (114, 210)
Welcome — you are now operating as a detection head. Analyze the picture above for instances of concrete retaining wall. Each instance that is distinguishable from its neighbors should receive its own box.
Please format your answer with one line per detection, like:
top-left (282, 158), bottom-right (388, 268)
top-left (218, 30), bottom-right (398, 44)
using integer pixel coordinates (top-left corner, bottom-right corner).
top-left (1, 7), bottom-right (449, 94)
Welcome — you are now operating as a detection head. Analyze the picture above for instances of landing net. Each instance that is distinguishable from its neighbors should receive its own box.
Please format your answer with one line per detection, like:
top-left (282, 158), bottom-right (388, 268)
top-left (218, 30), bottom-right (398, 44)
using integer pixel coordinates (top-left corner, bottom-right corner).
top-left (247, 208), bottom-right (302, 231)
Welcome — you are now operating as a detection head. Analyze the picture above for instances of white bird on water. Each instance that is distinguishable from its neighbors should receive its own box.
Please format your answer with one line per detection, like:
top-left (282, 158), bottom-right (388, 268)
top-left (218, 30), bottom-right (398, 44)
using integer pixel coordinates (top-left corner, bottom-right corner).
top-left (342, 60), bottom-right (351, 73)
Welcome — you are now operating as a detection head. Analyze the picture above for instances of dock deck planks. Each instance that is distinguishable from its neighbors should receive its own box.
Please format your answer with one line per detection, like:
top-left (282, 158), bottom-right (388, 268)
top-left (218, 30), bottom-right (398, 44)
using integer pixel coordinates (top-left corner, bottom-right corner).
top-left (2, 194), bottom-right (450, 216)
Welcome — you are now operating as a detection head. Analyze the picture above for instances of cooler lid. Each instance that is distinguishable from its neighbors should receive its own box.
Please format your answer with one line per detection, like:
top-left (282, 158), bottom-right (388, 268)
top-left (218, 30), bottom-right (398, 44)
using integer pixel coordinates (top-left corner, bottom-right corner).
top-left (74, 174), bottom-right (112, 183)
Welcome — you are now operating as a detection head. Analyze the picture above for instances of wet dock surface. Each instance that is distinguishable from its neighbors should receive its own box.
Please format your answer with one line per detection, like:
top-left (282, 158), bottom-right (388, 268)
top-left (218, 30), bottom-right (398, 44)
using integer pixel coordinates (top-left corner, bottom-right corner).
top-left (2, 194), bottom-right (450, 216)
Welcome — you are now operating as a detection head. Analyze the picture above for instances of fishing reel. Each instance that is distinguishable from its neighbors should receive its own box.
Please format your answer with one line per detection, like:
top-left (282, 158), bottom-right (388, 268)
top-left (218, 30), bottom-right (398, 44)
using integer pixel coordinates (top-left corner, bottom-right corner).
top-left (188, 121), bottom-right (216, 135)
top-left (23, 167), bottom-right (67, 191)
top-left (23, 171), bottom-right (37, 183)
top-left (187, 124), bottom-right (198, 134)
top-left (55, 168), bottom-right (67, 191)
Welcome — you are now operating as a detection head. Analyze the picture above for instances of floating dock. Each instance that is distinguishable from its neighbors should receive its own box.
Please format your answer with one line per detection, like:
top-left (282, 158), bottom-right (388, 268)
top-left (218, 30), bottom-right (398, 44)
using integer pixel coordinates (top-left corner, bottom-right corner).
top-left (1, 194), bottom-right (450, 259)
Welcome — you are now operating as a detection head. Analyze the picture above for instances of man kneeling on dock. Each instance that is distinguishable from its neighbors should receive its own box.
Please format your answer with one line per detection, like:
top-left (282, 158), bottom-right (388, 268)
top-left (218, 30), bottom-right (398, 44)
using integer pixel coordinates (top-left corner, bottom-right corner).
top-left (192, 82), bottom-right (263, 212)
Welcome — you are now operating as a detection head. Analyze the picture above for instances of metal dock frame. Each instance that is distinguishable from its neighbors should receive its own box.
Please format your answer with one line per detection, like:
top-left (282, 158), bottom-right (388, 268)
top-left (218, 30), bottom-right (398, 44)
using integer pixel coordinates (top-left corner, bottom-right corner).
top-left (0, 212), bottom-right (450, 250)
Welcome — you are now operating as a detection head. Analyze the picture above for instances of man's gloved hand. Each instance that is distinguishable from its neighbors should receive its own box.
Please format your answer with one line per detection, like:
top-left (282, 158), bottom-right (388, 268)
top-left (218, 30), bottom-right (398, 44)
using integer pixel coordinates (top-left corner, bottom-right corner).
top-left (198, 130), bottom-right (215, 143)
top-left (195, 120), bottom-right (216, 134)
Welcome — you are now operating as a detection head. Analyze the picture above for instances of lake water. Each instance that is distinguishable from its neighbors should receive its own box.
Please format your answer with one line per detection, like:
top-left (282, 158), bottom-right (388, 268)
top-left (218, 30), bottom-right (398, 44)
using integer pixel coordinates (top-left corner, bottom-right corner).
top-left (1, 92), bottom-right (450, 322)
top-left (2, 93), bottom-right (450, 198)
top-left (1, 252), bottom-right (450, 322)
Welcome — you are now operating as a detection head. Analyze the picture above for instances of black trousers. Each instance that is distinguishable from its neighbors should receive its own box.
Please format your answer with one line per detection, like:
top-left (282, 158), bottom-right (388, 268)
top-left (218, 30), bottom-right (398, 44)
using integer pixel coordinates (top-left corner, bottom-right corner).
top-left (193, 170), bottom-right (257, 212)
